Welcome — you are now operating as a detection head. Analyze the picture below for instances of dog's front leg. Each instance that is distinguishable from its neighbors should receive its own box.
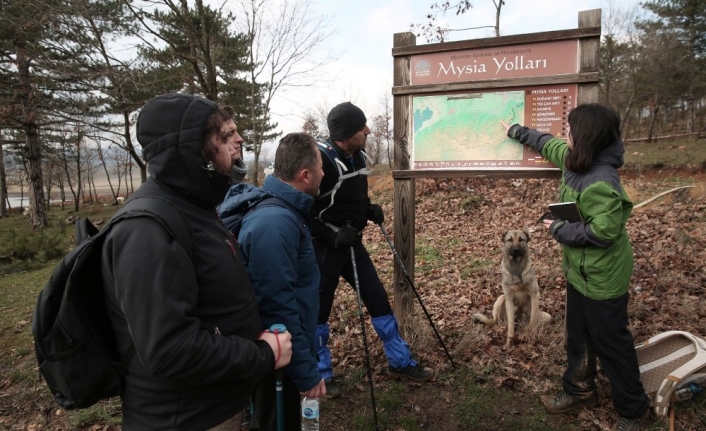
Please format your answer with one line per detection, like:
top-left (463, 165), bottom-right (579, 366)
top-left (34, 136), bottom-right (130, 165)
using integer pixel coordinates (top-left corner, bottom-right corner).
top-left (528, 292), bottom-right (540, 331)
top-left (504, 291), bottom-right (515, 345)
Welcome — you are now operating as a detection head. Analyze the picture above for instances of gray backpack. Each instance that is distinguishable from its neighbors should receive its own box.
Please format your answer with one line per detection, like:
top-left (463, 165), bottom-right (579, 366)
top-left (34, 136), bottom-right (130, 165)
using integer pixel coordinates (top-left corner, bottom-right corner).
top-left (636, 330), bottom-right (706, 416)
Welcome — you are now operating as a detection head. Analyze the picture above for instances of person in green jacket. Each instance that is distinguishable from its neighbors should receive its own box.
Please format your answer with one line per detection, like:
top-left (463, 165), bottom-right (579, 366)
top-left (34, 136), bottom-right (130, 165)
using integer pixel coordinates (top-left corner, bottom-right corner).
top-left (503, 103), bottom-right (650, 431)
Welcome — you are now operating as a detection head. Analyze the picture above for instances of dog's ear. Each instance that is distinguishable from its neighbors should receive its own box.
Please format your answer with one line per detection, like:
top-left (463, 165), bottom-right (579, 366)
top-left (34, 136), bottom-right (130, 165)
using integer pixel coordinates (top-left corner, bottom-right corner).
top-left (502, 230), bottom-right (508, 242)
top-left (523, 229), bottom-right (531, 242)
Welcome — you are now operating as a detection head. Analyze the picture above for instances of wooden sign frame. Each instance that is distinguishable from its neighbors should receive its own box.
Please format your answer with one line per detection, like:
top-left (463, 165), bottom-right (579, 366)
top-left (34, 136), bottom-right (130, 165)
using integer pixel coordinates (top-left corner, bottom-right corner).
top-left (390, 10), bottom-right (601, 324)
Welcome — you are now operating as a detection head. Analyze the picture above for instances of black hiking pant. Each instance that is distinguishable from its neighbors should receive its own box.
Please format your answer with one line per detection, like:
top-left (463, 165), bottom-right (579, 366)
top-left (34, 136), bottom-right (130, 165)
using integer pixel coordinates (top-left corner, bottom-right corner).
top-left (563, 283), bottom-right (650, 418)
top-left (314, 239), bottom-right (391, 324)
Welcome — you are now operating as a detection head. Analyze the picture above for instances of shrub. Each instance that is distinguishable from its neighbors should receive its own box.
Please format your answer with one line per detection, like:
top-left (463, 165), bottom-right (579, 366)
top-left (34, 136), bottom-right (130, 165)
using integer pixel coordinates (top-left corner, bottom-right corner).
top-left (5, 224), bottom-right (69, 262)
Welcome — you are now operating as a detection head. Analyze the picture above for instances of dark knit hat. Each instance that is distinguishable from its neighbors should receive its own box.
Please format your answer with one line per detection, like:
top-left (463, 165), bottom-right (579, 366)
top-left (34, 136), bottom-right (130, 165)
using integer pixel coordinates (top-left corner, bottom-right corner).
top-left (327, 102), bottom-right (367, 142)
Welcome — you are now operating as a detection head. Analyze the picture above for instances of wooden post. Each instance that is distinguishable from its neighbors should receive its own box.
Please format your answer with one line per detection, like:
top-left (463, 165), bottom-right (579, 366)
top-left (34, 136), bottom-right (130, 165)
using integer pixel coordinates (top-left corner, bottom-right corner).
top-left (578, 9), bottom-right (601, 103)
top-left (392, 32), bottom-right (416, 327)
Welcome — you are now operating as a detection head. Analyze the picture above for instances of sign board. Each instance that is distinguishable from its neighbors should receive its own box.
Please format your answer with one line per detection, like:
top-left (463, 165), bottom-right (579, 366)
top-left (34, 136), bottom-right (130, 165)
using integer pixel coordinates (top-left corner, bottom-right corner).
top-left (411, 84), bottom-right (576, 170)
top-left (388, 9), bottom-right (602, 327)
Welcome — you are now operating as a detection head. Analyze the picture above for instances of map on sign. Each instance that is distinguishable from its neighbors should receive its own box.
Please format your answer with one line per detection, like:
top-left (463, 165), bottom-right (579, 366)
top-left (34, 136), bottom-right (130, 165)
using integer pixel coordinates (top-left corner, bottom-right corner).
top-left (412, 91), bottom-right (525, 169)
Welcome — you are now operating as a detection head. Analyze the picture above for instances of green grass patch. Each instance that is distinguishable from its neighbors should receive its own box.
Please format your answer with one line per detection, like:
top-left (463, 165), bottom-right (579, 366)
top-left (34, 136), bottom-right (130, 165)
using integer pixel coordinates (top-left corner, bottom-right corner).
top-left (460, 257), bottom-right (494, 280)
top-left (352, 408), bottom-right (389, 430)
top-left (624, 137), bottom-right (706, 167)
top-left (415, 239), bottom-right (443, 273)
top-left (397, 415), bottom-right (422, 430)
top-left (67, 399), bottom-right (122, 428)
top-left (377, 380), bottom-right (405, 411)
top-left (0, 264), bottom-right (54, 353)
top-left (460, 194), bottom-right (483, 211)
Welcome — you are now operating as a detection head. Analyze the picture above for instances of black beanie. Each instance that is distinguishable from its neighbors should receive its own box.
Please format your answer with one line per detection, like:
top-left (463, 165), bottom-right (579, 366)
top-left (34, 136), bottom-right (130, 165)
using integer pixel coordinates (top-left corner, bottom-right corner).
top-left (327, 102), bottom-right (367, 142)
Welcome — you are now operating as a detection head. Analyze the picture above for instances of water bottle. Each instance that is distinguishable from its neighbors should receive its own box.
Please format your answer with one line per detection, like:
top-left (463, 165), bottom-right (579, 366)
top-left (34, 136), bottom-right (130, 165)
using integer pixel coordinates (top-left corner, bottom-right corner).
top-left (674, 383), bottom-right (702, 401)
top-left (301, 397), bottom-right (319, 431)
top-left (675, 387), bottom-right (694, 401)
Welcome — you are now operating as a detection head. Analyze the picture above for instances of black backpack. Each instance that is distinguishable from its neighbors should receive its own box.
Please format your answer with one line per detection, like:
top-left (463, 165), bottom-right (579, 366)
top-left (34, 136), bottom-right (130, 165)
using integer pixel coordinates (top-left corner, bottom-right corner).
top-left (32, 197), bottom-right (194, 410)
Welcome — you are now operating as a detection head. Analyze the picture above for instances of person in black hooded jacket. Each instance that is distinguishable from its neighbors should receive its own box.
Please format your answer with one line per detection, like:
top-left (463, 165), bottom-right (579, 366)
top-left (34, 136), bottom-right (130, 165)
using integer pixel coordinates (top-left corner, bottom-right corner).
top-left (311, 102), bottom-right (434, 398)
top-left (101, 93), bottom-right (292, 431)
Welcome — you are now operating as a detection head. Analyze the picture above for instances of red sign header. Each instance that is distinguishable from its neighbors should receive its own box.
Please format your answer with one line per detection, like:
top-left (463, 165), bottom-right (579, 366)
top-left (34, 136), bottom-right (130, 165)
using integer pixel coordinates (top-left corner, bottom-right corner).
top-left (411, 40), bottom-right (579, 85)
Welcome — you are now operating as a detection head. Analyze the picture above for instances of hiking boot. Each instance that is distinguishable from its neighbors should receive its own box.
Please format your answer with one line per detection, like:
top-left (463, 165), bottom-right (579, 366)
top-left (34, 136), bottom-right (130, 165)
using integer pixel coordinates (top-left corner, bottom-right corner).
top-left (613, 410), bottom-right (649, 431)
top-left (544, 391), bottom-right (597, 414)
top-left (387, 364), bottom-right (434, 382)
top-left (324, 378), bottom-right (342, 399)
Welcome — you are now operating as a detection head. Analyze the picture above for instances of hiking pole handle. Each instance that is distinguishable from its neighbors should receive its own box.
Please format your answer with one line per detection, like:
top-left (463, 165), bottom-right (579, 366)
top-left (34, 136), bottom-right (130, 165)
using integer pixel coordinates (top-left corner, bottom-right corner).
top-left (268, 324), bottom-right (287, 381)
top-left (268, 324), bottom-right (287, 431)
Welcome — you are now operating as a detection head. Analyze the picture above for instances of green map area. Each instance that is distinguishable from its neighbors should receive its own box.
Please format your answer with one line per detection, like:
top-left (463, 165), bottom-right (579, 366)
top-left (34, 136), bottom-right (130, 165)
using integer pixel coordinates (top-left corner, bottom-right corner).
top-left (413, 91), bottom-right (525, 165)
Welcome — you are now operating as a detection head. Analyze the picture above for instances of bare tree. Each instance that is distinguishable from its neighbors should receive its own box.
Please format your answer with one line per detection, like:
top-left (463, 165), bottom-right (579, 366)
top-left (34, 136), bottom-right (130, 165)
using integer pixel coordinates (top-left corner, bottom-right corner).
top-left (41, 147), bottom-right (63, 211)
top-left (640, 0), bottom-right (706, 136)
top-left (301, 112), bottom-right (320, 137)
top-left (314, 100), bottom-right (333, 138)
top-left (0, 140), bottom-right (8, 217)
top-left (412, 0), bottom-right (505, 43)
top-left (378, 92), bottom-right (394, 168)
top-left (96, 143), bottom-right (119, 204)
top-left (236, 0), bottom-right (335, 185)
top-left (367, 115), bottom-right (385, 165)
top-left (59, 127), bottom-right (86, 212)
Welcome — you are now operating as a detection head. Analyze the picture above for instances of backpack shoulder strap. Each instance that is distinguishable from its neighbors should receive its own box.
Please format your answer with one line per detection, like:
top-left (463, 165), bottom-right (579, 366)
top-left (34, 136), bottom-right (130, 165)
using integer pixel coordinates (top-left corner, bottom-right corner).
top-left (99, 196), bottom-right (196, 369)
top-left (75, 218), bottom-right (100, 245)
top-left (249, 196), bottom-right (308, 239)
top-left (115, 196), bottom-right (196, 260)
top-left (316, 140), bottom-right (372, 220)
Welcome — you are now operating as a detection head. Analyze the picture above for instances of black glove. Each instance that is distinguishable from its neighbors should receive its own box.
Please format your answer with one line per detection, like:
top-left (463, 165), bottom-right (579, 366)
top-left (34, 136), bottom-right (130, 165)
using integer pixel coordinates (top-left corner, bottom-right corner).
top-left (333, 224), bottom-right (361, 248)
top-left (507, 123), bottom-right (522, 139)
top-left (368, 204), bottom-right (384, 225)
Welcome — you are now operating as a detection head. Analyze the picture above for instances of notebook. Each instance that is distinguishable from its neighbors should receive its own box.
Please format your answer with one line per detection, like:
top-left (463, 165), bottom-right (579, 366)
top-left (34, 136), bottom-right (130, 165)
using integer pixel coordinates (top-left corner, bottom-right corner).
top-left (548, 202), bottom-right (583, 223)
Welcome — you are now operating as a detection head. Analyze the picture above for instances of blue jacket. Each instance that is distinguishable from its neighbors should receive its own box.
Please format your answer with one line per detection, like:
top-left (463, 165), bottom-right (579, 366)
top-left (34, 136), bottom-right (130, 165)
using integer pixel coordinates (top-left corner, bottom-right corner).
top-left (219, 175), bottom-right (322, 391)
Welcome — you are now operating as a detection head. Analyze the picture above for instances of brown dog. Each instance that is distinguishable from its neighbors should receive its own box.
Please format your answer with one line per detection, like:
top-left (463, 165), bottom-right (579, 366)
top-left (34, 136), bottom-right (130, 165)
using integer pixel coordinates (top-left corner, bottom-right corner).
top-left (474, 230), bottom-right (551, 344)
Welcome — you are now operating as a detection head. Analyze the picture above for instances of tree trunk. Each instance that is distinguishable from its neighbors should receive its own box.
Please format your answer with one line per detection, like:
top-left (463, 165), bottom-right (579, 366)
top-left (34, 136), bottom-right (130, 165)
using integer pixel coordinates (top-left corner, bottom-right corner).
top-left (17, 45), bottom-right (47, 229)
top-left (60, 142), bottom-right (79, 212)
top-left (494, 0), bottom-right (503, 37)
top-left (97, 145), bottom-right (117, 203)
top-left (647, 106), bottom-right (660, 143)
top-left (0, 141), bottom-right (7, 217)
top-left (123, 111), bottom-right (146, 184)
top-left (687, 100), bottom-right (694, 135)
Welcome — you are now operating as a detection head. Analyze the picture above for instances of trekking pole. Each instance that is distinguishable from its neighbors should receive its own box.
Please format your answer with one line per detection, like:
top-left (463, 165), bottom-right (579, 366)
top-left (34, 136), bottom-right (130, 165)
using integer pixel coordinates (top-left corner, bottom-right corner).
top-left (377, 223), bottom-right (457, 368)
top-left (268, 323), bottom-right (287, 431)
top-left (349, 236), bottom-right (380, 431)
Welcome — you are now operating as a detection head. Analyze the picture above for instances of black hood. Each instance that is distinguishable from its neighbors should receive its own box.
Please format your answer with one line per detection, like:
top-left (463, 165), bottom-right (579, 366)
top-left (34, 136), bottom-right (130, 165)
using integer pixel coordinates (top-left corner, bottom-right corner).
top-left (594, 139), bottom-right (626, 169)
top-left (136, 93), bottom-right (232, 207)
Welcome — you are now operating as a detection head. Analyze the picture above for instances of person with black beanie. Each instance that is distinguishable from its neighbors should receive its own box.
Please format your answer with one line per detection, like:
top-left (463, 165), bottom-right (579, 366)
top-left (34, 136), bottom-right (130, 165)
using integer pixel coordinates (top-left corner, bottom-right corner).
top-left (311, 102), bottom-right (434, 397)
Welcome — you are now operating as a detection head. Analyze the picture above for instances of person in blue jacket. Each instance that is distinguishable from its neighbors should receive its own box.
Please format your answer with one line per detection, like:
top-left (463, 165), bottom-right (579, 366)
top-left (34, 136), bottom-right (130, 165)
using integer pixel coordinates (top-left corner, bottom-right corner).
top-left (219, 132), bottom-right (326, 430)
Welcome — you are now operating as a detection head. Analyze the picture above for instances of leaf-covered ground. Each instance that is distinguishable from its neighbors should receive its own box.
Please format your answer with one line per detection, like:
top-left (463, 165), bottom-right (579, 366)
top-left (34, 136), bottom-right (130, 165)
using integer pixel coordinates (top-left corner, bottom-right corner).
top-left (320, 167), bottom-right (706, 430)
top-left (1, 166), bottom-right (704, 430)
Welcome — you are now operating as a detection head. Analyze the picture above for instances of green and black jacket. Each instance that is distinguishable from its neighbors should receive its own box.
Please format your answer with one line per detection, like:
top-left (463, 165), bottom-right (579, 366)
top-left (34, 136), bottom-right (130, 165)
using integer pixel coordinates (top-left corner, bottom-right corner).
top-left (509, 125), bottom-right (633, 300)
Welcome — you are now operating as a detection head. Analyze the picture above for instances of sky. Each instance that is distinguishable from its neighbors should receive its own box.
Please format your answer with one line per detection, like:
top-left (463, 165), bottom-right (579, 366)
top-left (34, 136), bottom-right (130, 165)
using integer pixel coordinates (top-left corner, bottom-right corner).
top-left (252, 0), bottom-right (646, 162)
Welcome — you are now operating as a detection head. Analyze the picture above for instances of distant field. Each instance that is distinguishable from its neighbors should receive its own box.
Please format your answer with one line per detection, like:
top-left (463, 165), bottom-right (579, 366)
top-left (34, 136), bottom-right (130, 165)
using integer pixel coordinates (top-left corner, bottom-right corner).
top-left (624, 136), bottom-right (706, 167)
